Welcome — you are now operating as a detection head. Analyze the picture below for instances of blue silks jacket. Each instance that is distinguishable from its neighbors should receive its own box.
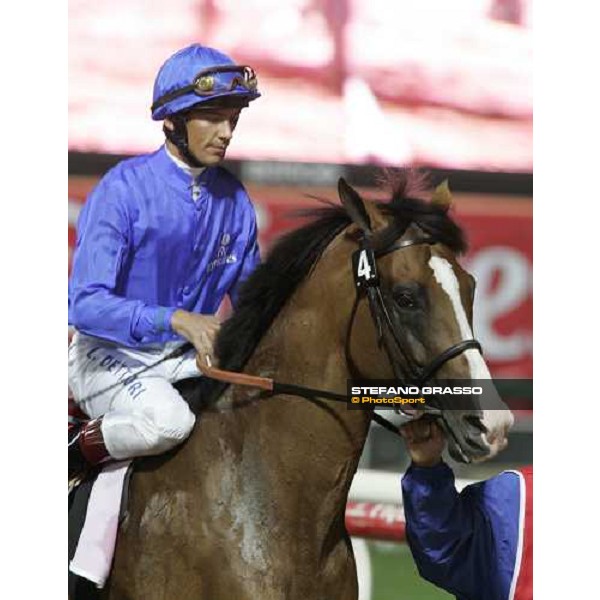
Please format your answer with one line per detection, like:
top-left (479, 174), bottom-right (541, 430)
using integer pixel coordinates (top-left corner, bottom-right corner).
top-left (402, 462), bottom-right (527, 600)
top-left (69, 145), bottom-right (260, 348)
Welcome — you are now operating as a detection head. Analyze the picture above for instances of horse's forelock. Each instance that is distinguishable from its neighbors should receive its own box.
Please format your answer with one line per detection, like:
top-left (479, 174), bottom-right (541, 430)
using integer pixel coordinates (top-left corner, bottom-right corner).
top-left (370, 169), bottom-right (468, 256)
top-left (376, 168), bottom-right (432, 204)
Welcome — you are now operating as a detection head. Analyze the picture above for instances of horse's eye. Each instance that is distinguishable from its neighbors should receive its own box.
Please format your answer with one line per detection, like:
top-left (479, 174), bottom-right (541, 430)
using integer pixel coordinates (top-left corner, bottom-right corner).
top-left (395, 291), bottom-right (417, 309)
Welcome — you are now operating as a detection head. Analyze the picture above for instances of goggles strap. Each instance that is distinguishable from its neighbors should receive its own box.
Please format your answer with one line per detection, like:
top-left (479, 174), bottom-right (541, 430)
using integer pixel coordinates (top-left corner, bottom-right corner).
top-left (152, 65), bottom-right (257, 113)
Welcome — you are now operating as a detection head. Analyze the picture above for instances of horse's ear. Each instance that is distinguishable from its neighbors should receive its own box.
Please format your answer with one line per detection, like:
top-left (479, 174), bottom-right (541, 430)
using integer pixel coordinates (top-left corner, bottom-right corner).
top-left (431, 179), bottom-right (453, 210)
top-left (337, 178), bottom-right (372, 233)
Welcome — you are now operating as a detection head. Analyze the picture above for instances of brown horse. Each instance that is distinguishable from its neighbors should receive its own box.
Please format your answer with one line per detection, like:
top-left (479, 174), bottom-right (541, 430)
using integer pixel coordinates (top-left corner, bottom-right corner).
top-left (104, 172), bottom-right (513, 599)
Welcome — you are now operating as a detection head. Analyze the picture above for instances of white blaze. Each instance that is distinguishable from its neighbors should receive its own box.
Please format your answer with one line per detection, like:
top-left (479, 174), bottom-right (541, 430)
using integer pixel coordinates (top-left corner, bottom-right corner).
top-left (428, 256), bottom-right (491, 379)
top-left (428, 256), bottom-right (513, 455)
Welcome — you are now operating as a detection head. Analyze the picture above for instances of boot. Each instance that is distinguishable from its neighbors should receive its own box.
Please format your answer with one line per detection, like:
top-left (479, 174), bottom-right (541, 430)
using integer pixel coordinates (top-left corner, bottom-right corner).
top-left (68, 417), bottom-right (112, 482)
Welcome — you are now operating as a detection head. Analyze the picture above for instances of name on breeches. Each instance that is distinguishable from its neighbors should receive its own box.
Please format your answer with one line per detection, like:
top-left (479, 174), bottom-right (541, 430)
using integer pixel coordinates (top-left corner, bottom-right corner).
top-left (86, 347), bottom-right (148, 399)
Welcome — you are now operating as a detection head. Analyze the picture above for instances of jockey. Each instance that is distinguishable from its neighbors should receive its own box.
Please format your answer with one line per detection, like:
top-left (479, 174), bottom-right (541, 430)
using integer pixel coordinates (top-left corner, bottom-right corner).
top-left (68, 44), bottom-right (261, 479)
top-left (400, 419), bottom-right (533, 600)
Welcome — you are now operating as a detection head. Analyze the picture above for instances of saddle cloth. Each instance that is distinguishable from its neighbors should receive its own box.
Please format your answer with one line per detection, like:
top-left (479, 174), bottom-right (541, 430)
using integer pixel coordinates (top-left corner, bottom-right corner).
top-left (69, 460), bottom-right (132, 590)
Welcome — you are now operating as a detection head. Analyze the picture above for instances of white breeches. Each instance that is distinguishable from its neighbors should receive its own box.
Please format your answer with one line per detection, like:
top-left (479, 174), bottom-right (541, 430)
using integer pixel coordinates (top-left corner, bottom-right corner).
top-left (68, 332), bottom-right (198, 460)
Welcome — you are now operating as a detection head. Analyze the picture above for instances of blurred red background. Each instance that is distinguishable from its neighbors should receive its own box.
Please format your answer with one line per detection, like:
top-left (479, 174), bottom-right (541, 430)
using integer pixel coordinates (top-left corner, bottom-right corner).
top-left (69, 0), bottom-right (532, 171)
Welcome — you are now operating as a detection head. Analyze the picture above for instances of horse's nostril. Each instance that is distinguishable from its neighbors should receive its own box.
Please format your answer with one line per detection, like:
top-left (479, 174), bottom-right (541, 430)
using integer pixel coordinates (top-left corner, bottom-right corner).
top-left (464, 436), bottom-right (486, 451)
top-left (464, 414), bottom-right (487, 434)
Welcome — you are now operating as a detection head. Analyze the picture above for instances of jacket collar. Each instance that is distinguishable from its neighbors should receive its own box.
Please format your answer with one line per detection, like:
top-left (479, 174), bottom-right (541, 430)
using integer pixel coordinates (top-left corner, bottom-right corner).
top-left (153, 144), bottom-right (216, 188)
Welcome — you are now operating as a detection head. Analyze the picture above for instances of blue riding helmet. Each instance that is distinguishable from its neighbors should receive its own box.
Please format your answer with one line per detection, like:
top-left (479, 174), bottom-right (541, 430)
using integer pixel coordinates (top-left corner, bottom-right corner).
top-left (151, 44), bottom-right (261, 120)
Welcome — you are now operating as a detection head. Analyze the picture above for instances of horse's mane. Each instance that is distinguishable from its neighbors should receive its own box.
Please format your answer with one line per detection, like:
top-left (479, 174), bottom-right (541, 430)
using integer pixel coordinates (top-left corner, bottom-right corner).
top-left (198, 170), bottom-right (467, 406)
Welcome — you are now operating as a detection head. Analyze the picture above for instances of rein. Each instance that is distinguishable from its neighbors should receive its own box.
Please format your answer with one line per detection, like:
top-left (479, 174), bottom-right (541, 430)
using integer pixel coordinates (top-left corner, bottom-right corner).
top-left (194, 356), bottom-right (403, 436)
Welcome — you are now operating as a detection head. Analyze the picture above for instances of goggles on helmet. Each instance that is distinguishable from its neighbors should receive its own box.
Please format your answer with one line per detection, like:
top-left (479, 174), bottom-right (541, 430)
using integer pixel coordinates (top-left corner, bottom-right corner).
top-left (151, 65), bottom-right (258, 113)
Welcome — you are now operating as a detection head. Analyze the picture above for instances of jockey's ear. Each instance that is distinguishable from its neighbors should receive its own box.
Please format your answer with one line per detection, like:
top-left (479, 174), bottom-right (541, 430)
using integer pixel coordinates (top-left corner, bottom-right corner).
top-left (338, 178), bottom-right (372, 234)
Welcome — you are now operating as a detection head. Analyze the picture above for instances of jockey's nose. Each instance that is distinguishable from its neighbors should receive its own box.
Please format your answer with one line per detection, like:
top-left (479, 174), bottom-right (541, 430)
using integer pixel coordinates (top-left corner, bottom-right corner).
top-left (218, 119), bottom-right (233, 142)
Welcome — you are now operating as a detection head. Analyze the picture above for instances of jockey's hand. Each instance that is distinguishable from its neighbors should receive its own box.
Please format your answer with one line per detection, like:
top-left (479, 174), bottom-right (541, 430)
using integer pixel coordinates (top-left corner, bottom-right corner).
top-left (171, 310), bottom-right (221, 359)
top-left (400, 418), bottom-right (446, 468)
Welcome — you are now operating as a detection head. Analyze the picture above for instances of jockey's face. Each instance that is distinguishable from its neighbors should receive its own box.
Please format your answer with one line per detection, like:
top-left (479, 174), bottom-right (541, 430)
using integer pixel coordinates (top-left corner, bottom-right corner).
top-left (167, 107), bottom-right (242, 166)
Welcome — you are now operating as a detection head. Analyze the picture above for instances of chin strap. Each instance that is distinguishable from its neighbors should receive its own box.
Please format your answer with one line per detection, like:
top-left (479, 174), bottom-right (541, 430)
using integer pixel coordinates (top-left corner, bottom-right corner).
top-left (163, 114), bottom-right (205, 168)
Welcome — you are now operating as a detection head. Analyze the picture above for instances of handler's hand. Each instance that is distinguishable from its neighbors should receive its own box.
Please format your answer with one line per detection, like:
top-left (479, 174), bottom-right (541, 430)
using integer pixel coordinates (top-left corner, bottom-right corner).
top-left (400, 418), bottom-right (446, 468)
top-left (171, 310), bottom-right (221, 359)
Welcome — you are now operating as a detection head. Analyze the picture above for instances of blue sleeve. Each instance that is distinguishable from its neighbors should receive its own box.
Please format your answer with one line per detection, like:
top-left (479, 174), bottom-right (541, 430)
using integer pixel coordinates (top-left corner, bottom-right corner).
top-left (68, 176), bottom-right (176, 346)
top-left (401, 462), bottom-right (496, 600)
top-left (228, 200), bottom-right (261, 309)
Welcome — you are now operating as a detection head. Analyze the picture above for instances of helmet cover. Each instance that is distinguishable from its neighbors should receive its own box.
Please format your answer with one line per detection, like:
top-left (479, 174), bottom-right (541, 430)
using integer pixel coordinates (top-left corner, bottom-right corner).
top-left (151, 44), bottom-right (260, 120)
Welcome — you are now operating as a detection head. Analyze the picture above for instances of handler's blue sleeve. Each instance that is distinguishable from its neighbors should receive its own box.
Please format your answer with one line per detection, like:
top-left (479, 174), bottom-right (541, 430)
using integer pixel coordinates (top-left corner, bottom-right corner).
top-left (402, 462), bottom-right (520, 600)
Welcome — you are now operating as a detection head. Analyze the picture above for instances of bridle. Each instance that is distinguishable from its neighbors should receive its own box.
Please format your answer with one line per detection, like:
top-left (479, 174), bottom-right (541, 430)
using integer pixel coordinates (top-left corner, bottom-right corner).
top-left (345, 229), bottom-right (482, 392)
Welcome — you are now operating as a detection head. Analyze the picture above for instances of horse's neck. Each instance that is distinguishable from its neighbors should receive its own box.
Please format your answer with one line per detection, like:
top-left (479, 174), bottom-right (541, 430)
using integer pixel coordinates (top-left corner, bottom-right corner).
top-left (247, 296), bottom-right (348, 390)
top-left (148, 259), bottom-right (371, 578)
top-left (231, 292), bottom-right (371, 515)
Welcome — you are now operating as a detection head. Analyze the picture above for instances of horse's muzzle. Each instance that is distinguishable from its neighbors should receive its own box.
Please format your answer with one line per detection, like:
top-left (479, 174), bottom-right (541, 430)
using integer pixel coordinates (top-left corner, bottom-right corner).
top-left (442, 410), bottom-right (492, 463)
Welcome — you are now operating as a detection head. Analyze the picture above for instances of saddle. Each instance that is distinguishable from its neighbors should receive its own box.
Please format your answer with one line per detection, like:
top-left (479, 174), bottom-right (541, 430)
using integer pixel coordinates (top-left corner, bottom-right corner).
top-left (69, 392), bottom-right (119, 599)
top-left (67, 379), bottom-right (203, 598)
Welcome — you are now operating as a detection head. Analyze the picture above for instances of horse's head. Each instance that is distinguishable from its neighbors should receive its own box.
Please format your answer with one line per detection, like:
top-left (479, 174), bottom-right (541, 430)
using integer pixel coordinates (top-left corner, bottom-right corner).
top-left (334, 175), bottom-right (513, 463)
